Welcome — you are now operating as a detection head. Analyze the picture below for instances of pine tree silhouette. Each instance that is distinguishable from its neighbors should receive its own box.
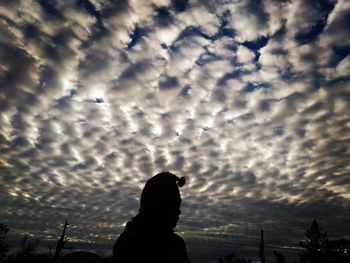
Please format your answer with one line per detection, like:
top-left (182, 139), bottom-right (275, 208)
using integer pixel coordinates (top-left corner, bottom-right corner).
top-left (299, 220), bottom-right (329, 263)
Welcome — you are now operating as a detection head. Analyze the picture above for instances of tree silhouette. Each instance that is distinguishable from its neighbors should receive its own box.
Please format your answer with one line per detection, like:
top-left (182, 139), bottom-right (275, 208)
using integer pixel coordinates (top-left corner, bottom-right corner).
top-left (0, 224), bottom-right (9, 261)
top-left (328, 239), bottom-right (350, 263)
top-left (299, 220), bottom-right (329, 263)
top-left (54, 218), bottom-right (72, 260)
top-left (258, 229), bottom-right (265, 263)
top-left (19, 235), bottom-right (40, 259)
top-left (273, 250), bottom-right (285, 263)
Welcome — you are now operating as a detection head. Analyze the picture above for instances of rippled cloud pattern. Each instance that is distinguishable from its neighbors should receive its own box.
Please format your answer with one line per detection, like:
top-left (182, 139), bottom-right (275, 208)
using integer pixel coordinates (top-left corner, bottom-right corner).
top-left (1, 0), bottom-right (350, 261)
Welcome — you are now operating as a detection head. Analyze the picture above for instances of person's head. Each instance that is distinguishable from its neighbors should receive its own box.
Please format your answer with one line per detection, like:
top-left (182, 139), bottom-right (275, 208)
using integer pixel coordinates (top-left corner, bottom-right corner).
top-left (139, 172), bottom-right (185, 230)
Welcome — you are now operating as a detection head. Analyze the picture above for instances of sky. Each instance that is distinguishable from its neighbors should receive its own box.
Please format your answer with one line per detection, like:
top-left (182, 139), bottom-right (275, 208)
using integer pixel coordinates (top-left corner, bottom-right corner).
top-left (0, 0), bottom-right (350, 262)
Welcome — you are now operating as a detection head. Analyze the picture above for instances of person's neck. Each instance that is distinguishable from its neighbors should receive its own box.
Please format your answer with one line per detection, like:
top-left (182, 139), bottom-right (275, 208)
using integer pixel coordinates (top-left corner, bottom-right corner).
top-left (133, 212), bottom-right (174, 234)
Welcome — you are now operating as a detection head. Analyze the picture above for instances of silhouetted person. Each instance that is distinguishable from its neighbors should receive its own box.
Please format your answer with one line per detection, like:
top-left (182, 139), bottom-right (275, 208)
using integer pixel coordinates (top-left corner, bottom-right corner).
top-left (113, 172), bottom-right (189, 263)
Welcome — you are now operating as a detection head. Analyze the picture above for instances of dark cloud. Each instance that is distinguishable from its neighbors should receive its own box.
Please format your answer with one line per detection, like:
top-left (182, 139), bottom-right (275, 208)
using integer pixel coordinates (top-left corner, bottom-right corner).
top-left (171, 0), bottom-right (189, 13)
top-left (0, 43), bottom-right (37, 110)
top-left (22, 23), bottom-right (41, 41)
top-left (127, 26), bottom-right (150, 49)
top-left (154, 6), bottom-right (174, 27)
top-left (242, 36), bottom-right (269, 51)
top-left (158, 75), bottom-right (179, 90)
top-left (180, 85), bottom-right (191, 97)
top-left (241, 0), bottom-right (270, 29)
top-left (102, 0), bottom-right (130, 19)
top-left (76, 0), bottom-right (102, 20)
top-left (38, 0), bottom-right (64, 19)
top-left (244, 82), bottom-right (270, 92)
top-left (294, 0), bottom-right (336, 44)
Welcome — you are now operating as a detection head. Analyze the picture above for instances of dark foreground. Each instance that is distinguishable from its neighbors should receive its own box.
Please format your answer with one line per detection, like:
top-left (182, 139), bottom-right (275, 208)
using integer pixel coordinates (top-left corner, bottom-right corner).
top-left (1, 220), bottom-right (349, 263)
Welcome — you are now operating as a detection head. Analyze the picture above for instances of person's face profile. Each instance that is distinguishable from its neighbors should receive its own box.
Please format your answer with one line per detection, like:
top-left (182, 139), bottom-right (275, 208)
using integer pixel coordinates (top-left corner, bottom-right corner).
top-left (153, 198), bottom-right (182, 229)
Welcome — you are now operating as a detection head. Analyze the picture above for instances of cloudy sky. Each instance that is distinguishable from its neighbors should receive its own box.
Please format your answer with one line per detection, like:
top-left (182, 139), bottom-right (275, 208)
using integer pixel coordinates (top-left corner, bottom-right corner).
top-left (1, 0), bottom-right (350, 262)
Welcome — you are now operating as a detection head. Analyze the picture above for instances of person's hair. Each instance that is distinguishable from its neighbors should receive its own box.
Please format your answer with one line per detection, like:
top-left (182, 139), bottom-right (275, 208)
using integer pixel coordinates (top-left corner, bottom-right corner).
top-left (139, 172), bottom-right (185, 213)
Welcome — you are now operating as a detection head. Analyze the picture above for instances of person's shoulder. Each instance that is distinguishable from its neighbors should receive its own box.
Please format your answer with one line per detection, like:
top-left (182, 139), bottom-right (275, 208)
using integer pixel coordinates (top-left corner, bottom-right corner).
top-left (172, 233), bottom-right (190, 262)
top-left (114, 221), bottom-right (138, 249)
top-left (172, 233), bottom-right (186, 246)
top-left (113, 221), bottom-right (142, 259)
top-left (119, 221), bottom-right (139, 241)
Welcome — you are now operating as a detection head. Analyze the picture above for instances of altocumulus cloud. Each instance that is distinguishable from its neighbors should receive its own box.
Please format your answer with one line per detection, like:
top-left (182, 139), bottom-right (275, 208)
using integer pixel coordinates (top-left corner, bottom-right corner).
top-left (0, 0), bottom-right (350, 262)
